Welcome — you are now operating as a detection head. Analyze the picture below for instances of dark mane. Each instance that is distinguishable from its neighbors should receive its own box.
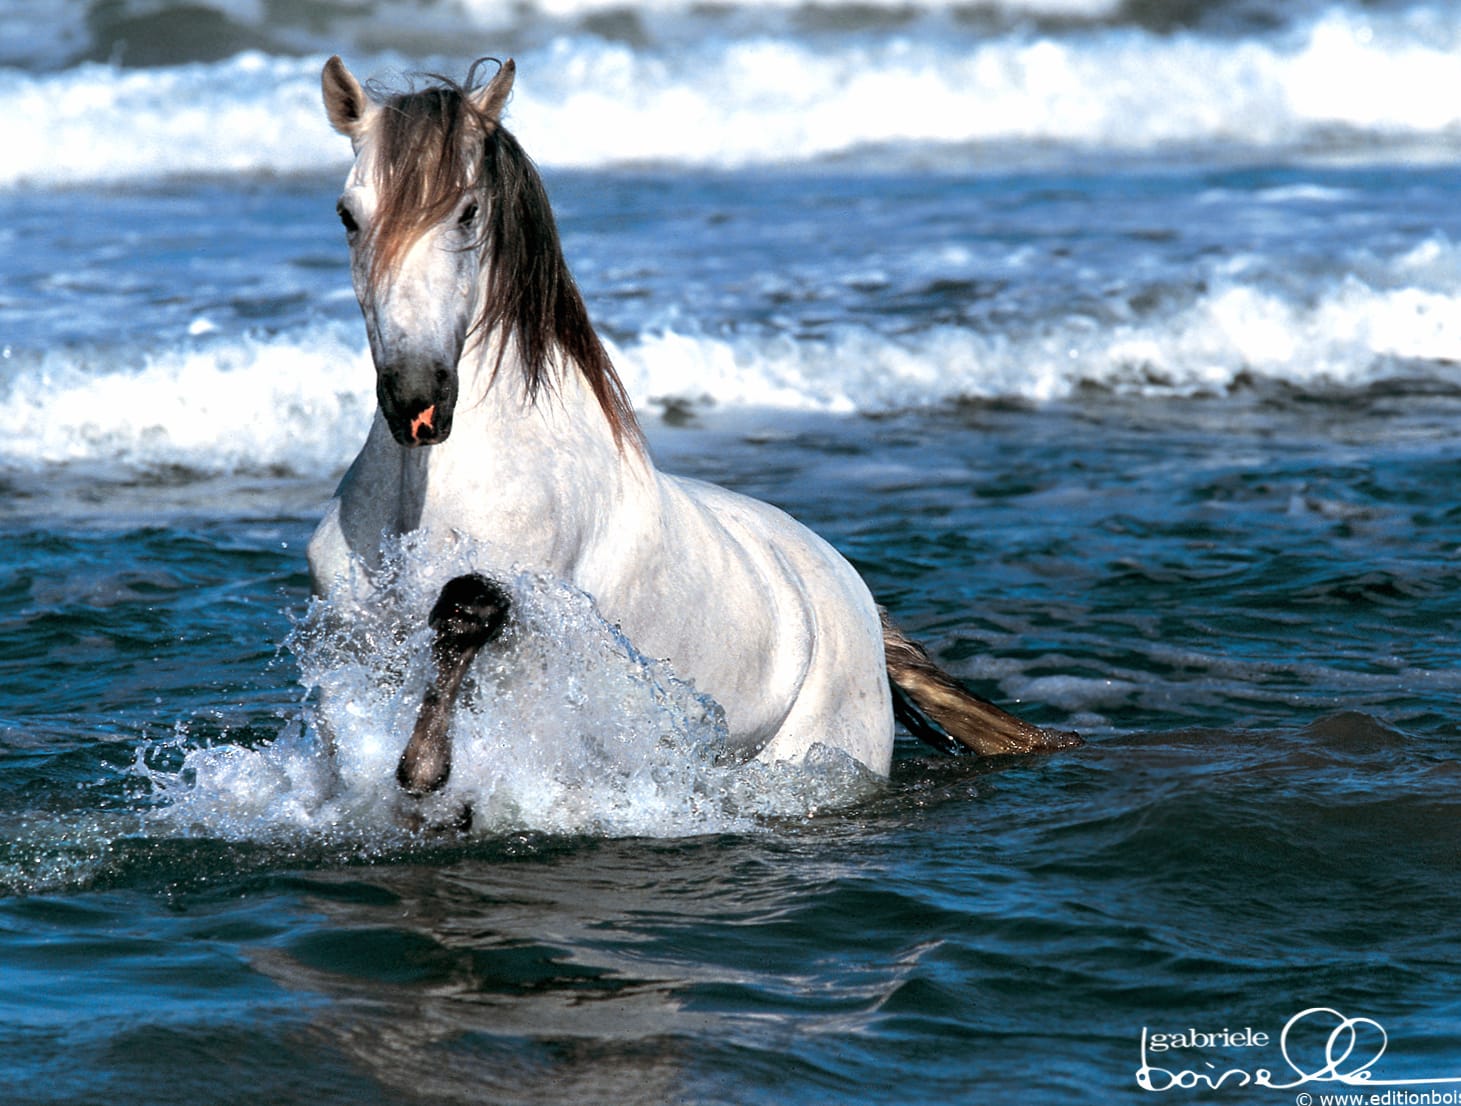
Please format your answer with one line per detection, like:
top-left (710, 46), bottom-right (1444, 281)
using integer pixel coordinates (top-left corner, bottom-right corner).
top-left (367, 65), bottom-right (641, 449)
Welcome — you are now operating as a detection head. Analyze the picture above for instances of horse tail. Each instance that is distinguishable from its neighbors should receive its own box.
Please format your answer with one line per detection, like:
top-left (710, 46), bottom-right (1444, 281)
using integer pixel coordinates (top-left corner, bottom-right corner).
top-left (880, 610), bottom-right (1081, 757)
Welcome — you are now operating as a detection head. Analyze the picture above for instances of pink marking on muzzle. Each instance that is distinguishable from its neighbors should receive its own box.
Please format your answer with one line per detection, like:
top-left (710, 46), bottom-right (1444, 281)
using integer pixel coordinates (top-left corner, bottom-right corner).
top-left (410, 405), bottom-right (436, 442)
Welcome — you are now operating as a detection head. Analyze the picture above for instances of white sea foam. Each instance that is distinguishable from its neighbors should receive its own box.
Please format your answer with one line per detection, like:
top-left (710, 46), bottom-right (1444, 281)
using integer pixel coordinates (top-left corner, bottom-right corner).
top-left (456, 0), bottom-right (1126, 20)
top-left (0, 53), bottom-right (343, 188)
top-left (510, 12), bottom-right (1461, 168)
top-left (141, 536), bottom-right (874, 842)
top-left (3, 245), bottom-right (1459, 476)
top-left (614, 260), bottom-right (1461, 409)
top-left (0, 322), bottom-right (375, 474)
top-left (1, 3), bottom-right (1459, 185)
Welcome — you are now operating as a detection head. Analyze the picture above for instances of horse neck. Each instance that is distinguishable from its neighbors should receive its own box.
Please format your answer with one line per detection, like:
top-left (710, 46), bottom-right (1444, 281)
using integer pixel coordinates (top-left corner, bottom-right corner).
top-left (392, 334), bottom-right (646, 542)
top-left (393, 336), bottom-right (648, 578)
top-left (458, 335), bottom-right (627, 461)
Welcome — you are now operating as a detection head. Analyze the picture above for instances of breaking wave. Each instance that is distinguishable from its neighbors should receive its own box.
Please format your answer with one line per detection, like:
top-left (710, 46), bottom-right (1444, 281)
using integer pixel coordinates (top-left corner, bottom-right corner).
top-left (1, 2), bottom-right (1459, 185)
top-left (3, 236), bottom-right (1457, 477)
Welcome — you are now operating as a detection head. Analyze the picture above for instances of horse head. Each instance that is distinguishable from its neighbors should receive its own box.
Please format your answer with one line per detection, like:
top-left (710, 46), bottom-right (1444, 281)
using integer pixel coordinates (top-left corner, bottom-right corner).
top-left (322, 55), bottom-right (515, 448)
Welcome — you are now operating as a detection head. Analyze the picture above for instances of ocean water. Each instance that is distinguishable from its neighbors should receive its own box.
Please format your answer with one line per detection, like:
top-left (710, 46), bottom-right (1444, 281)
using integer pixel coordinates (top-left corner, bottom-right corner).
top-left (2, 1), bottom-right (1460, 1102)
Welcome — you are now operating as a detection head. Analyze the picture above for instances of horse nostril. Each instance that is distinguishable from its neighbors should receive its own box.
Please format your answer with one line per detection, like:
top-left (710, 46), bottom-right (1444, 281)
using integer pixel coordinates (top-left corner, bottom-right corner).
top-left (410, 405), bottom-right (437, 442)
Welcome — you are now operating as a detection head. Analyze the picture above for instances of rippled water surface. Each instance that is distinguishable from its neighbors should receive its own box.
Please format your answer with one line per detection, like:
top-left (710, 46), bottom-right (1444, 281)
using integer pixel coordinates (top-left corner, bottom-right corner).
top-left (4, 391), bottom-right (1459, 1103)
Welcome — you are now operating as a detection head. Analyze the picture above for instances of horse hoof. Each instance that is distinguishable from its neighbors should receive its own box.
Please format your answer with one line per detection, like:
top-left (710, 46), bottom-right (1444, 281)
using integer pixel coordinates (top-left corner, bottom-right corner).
top-left (429, 574), bottom-right (511, 652)
top-left (396, 753), bottom-right (450, 798)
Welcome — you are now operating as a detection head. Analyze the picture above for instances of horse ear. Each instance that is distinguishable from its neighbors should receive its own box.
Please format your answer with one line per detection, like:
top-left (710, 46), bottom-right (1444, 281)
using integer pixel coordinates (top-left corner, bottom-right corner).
top-left (472, 58), bottom-right (515, 122)
top-left (322, 55), bottom-right (370, 138)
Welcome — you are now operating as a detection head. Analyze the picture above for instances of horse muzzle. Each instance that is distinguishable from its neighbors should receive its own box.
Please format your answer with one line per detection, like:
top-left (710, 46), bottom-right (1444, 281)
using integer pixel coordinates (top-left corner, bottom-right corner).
top-left (377, 364), bottom-right (458, 447)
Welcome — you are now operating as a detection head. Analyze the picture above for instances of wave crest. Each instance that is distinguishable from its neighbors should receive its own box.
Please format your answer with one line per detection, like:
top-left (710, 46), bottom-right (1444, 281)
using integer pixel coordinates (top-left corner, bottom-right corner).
top-left (3, 239), bottom-right (1459, 477)
top-left (2, 4), bottom-right (1459, 185)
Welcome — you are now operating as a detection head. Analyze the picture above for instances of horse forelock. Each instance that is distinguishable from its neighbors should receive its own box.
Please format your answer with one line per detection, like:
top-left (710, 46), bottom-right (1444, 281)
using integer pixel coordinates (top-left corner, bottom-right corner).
top-left (361, 67), bottom-right (642, 451)
top-left (365, 81), bottom-right (480, 289)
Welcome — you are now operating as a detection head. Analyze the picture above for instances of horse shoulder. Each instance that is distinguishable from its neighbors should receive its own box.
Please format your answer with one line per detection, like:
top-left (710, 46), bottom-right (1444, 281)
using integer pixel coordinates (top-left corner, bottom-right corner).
top-left (306, 497), bottom-right (351, 597)
top-left (309, 415), bottom-right (407, 589)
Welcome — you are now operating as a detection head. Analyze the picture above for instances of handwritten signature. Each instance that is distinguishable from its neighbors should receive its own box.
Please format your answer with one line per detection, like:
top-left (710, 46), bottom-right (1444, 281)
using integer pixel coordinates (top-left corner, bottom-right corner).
top-left (1137, 1007), bottom-right (1461, 1092)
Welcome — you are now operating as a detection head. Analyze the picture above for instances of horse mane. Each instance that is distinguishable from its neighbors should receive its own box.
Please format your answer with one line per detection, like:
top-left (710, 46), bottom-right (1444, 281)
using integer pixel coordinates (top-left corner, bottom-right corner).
top-left (366, 63), bottom-right (642, 449)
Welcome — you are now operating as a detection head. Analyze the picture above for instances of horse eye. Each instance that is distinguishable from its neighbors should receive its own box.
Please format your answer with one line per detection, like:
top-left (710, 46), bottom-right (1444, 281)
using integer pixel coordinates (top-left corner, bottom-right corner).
top-left (458, 202), bottom-right (478, 227)
top-left (336, 201), bottom-right (359, 236)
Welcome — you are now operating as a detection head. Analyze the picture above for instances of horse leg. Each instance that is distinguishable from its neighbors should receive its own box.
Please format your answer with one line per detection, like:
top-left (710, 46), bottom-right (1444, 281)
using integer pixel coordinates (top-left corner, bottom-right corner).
top-left (397, 574), bottom-right (512, 797)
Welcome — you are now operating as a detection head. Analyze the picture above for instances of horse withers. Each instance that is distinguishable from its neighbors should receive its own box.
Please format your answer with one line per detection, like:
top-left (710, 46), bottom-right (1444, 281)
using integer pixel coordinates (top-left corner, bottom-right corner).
top-left (309, 56), bottom-right (1078, 800)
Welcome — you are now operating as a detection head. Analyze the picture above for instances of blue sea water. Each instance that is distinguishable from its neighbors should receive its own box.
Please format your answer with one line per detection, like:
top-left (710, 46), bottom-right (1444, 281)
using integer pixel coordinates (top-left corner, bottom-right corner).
top-left (1, 1), bottom-right (1460, 1102)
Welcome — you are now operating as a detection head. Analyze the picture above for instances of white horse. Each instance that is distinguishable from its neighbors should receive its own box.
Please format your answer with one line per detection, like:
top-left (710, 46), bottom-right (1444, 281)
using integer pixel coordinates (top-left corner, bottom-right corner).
top-left (308, 56), bottom-right (1077, 796)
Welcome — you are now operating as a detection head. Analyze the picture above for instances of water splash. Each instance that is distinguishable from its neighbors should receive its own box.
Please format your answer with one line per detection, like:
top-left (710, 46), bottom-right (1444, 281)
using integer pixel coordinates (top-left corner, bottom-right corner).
top-left (138, 536), bottom-right (877, 848)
